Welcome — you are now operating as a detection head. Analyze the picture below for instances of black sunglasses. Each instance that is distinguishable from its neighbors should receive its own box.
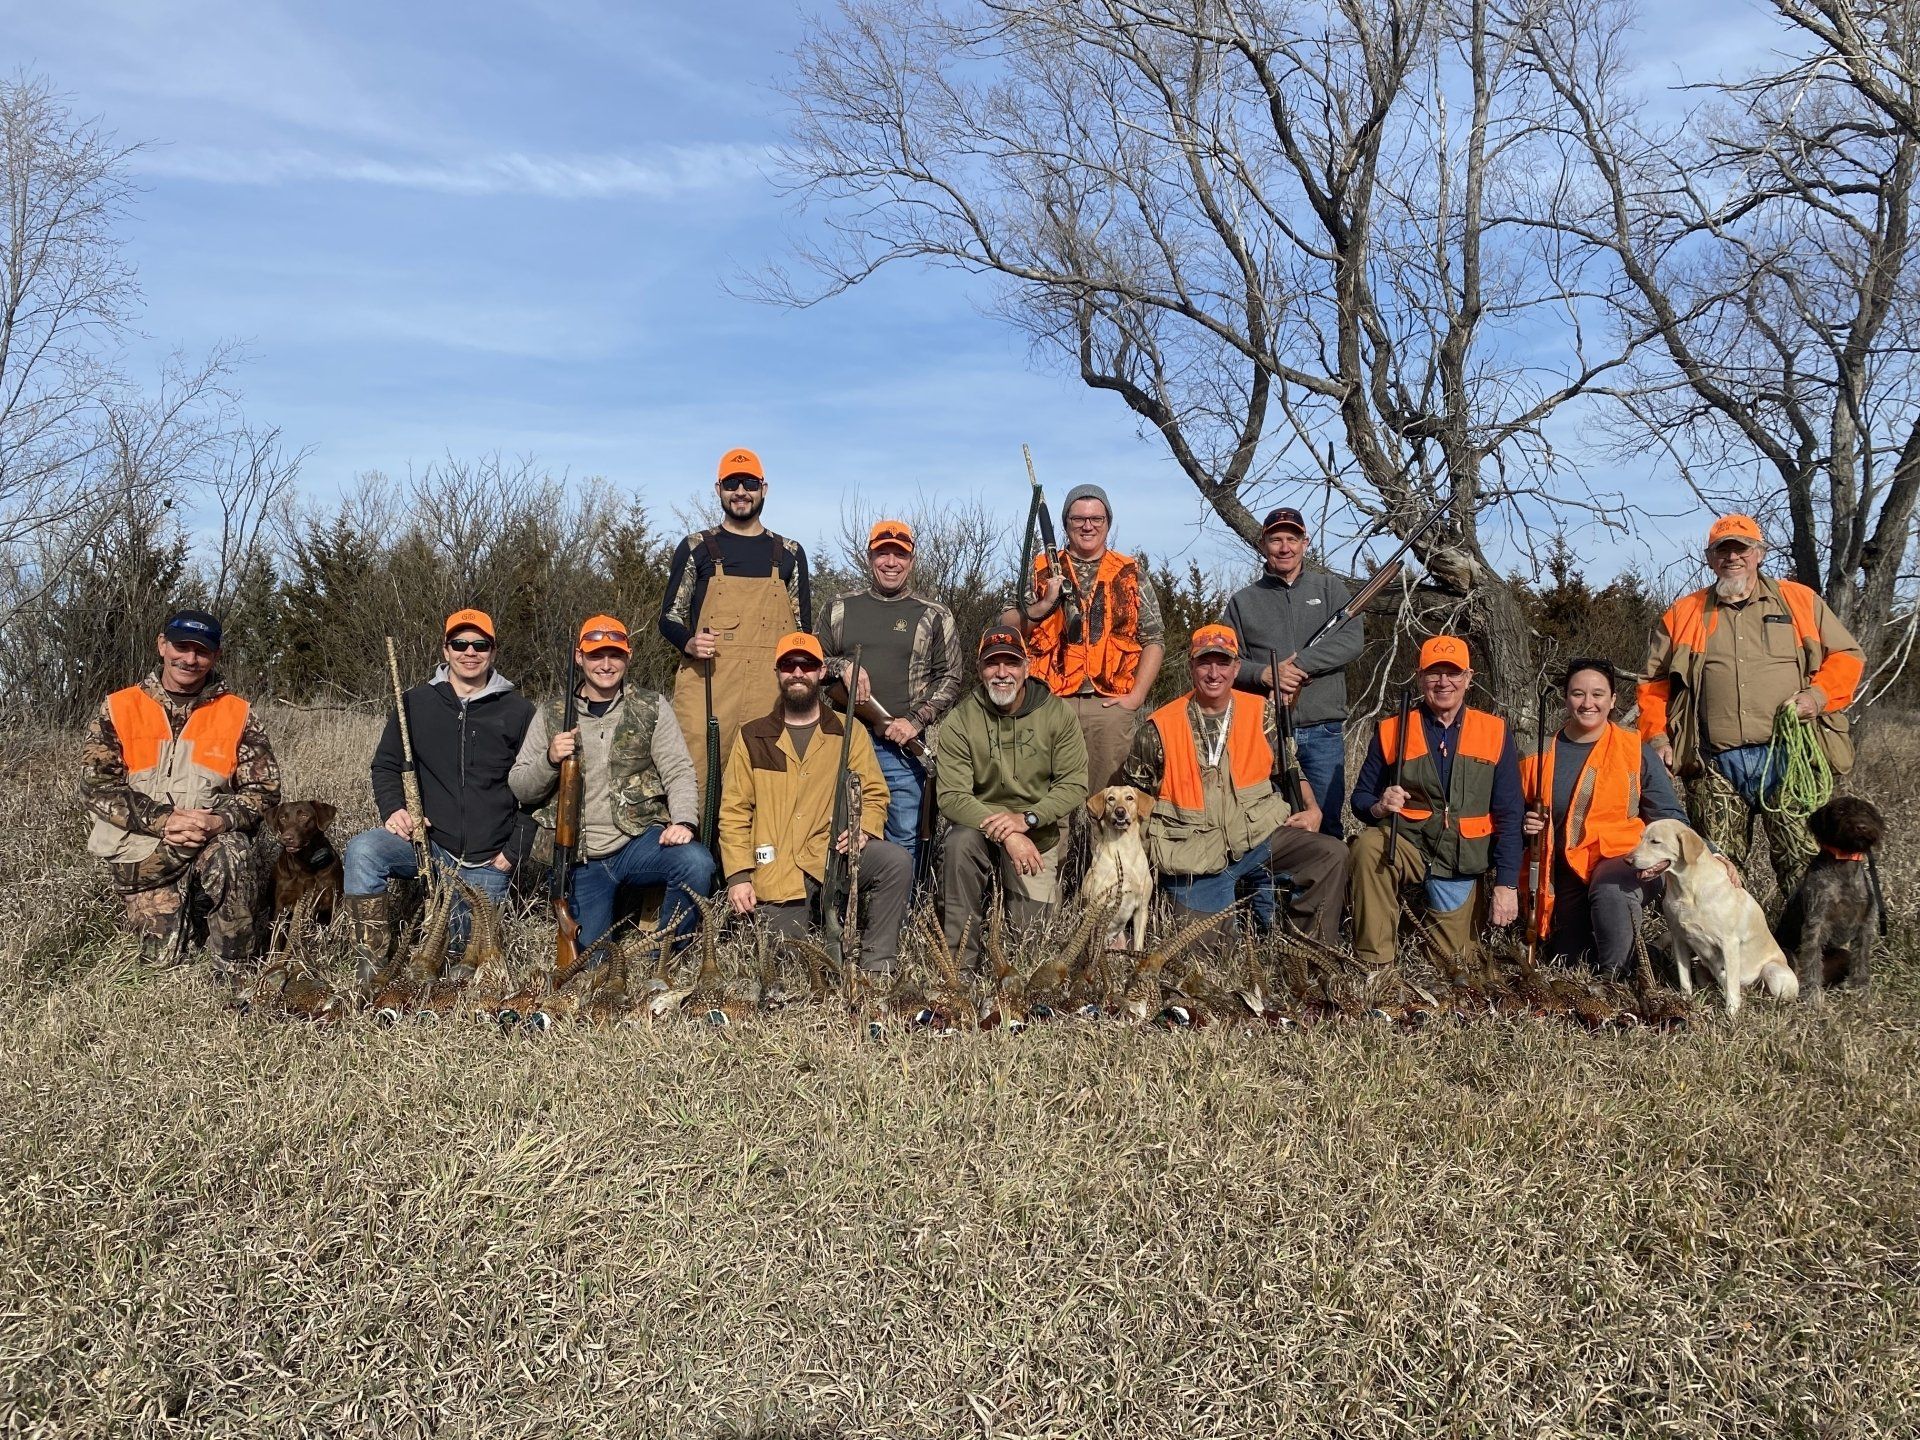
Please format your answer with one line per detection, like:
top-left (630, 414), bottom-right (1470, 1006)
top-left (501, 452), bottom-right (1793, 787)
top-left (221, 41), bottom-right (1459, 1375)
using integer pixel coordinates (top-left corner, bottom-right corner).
top-left (446, 637), bottom-right (495, 653)
top-left (776, 657), bottom-right (822, 674)
top-left (720, 476), bottom-right (764, 493)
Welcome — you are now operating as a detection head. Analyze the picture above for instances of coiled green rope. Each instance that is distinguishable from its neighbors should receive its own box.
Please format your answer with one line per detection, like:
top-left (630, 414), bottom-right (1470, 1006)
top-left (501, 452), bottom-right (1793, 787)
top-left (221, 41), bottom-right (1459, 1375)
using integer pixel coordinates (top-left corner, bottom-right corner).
top-left (1760, 706), bottom-right (1833, 822)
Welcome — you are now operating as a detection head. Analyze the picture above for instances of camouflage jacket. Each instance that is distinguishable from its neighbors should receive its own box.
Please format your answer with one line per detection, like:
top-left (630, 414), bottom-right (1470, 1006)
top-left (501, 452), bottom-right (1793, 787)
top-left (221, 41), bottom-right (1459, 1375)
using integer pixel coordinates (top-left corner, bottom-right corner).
top-left (510, 684), bottom-right (698, 859)
top-left (80, 672), bottom-right (281, 839)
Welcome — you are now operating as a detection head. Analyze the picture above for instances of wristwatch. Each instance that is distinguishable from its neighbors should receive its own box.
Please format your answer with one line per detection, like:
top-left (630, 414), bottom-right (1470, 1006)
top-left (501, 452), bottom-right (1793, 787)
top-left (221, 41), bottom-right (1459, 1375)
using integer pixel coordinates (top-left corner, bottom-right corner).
top-left (1023, 811), bottom-right (1040, 830)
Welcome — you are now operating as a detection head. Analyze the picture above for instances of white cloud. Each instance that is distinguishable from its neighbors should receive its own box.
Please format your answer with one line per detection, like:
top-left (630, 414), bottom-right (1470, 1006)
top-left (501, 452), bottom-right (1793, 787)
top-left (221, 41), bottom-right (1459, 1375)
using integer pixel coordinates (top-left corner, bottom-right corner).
top-left (132, 142), bottom-right (773, 198)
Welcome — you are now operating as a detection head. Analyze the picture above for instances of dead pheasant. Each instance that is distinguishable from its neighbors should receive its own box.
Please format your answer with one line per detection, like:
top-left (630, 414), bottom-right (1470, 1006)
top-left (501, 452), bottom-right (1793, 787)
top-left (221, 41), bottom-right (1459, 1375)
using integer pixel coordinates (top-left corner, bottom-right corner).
top-left (906, 910), bottom-right (977, 1034)
top-left (977, 895), bottom-right (1029, 1032)
top-left (369, 877), bottom-right (458, 1024)
top-left (258, 889), bottom-right (350, 1022)
top-left (1025, 897), bottom-right (1112, 1020)
top-left (1121, 908), bottom-right (1238, 1025)
top-left (684, 900), bottom-right (757, 1026)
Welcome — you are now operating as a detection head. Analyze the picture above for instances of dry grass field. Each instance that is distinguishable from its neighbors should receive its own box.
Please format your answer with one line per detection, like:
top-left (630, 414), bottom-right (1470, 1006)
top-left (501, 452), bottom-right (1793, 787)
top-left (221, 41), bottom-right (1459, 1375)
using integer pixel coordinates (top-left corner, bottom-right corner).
top-left (3, 707), bottom-right (1917, 1437)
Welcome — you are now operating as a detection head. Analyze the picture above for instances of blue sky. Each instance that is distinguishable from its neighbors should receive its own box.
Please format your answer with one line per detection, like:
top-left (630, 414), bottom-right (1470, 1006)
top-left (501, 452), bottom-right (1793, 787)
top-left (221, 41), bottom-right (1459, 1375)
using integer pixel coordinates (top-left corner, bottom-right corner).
top-left (16, 0), bottom-right (1784, 591)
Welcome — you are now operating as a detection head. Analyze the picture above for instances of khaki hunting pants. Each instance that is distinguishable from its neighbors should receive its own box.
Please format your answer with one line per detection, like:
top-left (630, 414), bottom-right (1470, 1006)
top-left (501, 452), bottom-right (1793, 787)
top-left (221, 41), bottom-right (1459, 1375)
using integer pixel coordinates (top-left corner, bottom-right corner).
top-left (1348, 827), bottom-right (1480, 967)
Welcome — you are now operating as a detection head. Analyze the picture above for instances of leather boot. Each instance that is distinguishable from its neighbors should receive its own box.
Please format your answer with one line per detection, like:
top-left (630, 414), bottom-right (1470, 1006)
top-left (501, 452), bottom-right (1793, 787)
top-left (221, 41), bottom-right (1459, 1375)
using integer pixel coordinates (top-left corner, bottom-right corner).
top-left (345, 892), bottom-right (392, 984)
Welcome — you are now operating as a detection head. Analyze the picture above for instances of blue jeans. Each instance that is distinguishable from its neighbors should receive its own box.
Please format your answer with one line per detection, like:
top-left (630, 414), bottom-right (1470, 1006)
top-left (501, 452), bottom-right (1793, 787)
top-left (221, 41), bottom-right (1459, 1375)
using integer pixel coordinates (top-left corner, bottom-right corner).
top-left (1165, 835), bottom-right (1275, 914)
top-left (342, 827), bottom-right (513, 948)
top-left (1248, 720), bottom-right (1346, 924)
top-left (1709, 743), bottom-right (1784, 808)
top-left (570, 827), bottom-right (714, 949)
top-left (874, 739), bottom-right (926, 864)
top-left (1294, 720), bottom-right (1347, 837)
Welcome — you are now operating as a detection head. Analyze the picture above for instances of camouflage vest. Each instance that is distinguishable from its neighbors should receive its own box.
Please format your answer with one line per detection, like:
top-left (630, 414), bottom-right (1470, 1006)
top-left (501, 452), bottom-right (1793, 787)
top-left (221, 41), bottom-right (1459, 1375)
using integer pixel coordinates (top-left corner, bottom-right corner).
top-left (533, 685), bottom-right (672, 838)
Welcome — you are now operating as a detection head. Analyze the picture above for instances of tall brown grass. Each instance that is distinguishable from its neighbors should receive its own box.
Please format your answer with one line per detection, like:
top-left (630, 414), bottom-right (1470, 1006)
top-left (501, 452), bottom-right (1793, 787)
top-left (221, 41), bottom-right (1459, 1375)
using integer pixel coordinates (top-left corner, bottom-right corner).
top-left (3, 706), bottom-right (1916, 1437)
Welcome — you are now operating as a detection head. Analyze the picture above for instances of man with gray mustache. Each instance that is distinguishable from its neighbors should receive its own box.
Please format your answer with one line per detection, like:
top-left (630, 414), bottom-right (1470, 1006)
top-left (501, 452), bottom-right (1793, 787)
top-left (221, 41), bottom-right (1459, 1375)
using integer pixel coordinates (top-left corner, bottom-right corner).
top-left (935, 625), bottom-right (1089, 970)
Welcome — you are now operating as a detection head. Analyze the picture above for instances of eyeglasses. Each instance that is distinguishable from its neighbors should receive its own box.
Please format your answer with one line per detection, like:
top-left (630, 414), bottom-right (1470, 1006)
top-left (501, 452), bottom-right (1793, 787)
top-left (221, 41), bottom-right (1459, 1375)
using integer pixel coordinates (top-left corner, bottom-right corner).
top-left (1067, 514), bottom-right (1107, 528)
top-left (720, 476), bottom-right (764, 493)
top-left (580, 629), bottom-right (628, 648)
top-left (446, 637), bottom-right (495, 653)
top-left (776, 657), bottom-right (822, 674)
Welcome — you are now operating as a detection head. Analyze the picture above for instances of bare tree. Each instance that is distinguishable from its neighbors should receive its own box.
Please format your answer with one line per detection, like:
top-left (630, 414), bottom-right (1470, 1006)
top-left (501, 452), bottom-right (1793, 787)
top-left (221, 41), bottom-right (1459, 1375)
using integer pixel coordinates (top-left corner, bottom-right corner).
top-left (772, 0), bottom-right (1653, 703)
top-left (202, 426), bottom-right (306, 614)
top-left (0, 78), bottom-right (139, 597)
top-left (1525, 0), bottom-right (1920, 693)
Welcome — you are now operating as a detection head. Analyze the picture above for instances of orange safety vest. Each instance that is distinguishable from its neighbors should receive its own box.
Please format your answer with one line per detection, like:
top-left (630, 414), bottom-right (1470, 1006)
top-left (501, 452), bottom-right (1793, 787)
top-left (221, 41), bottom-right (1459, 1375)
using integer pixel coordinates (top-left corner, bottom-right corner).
top-left (1517, 724), bottom-right (1645, 938)
top-left (1150, 691), bottom-right (1271, 814)
top-left (1377, 707), bottom-right (1508, 876)
top-left (108, 686), bottom-right (249, 782)
top-left (1027, 549), bottom-right (1146, 698)
top-left (1637, 577), bottom-right (1862, 773)
top-left (88, 685), bottom-right (251, 864)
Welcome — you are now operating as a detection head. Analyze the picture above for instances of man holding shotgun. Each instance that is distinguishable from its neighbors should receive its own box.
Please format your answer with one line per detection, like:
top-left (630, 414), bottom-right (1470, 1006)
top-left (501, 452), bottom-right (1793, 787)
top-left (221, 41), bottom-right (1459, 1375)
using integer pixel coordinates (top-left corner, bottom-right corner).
top-left (343, 609), bottom-right (534, 965)
top-left (718, 633), bottom-right (907, 976)
top-left (820, 519), bottom-right (964, 878)
top-left (1225, 507), bottom-right (1364, 836)
top-left (1348, 636), bottom-right (1525, 966)
top-left (511, 616), bottom-right (712, 953)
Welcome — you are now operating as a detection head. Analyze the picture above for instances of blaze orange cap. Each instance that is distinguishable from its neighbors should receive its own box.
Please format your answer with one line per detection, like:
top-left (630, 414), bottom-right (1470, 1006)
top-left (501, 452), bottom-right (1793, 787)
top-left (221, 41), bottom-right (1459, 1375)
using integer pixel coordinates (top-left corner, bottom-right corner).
top-left (577, 614), bottom-right (630, 654)
top-left (1707, 513), bottom-right (1764, 549)
top-left (774, 631), bottom-right (823, 664)
top-left (1418, 634), bottom-right (1471, 671)
top-left (718, 447), bottom-right (764, 481)
top-left (444, 608), bottom-right (495, 640)
top-left (1189, 624), bottom-right (1240, 659)
top-left (868, 519), bottom-right (915, 555)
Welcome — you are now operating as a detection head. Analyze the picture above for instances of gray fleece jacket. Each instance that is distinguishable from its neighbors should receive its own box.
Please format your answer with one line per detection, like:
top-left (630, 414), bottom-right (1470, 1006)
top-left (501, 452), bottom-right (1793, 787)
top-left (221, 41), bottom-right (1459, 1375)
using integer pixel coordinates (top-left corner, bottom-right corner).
top-left (1224, 568), bottom-right (1364, 728)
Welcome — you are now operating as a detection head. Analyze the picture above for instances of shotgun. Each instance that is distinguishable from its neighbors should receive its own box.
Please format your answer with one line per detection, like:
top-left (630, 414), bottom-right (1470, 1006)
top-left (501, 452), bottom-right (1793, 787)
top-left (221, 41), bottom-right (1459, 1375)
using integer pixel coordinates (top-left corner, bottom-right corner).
top-left (1269, 646), bottom-right (1307, 812)
top-left (1526, 691), bottom-right (1551, 969)
top-left (699, 649), bottom-right (721, 849)
top-left (826, 676), bottom-right (930, 759)
top-left (1383, 684), bottom-right (1413, 872)
top-left (821, 645), bottom-right (864, 969)
top-left (1019, 444), bottom-right (1085, 641)
top-left (385, 636), bottom-right (436, 901)
top-left (551, 649), bottom-right (583, 985)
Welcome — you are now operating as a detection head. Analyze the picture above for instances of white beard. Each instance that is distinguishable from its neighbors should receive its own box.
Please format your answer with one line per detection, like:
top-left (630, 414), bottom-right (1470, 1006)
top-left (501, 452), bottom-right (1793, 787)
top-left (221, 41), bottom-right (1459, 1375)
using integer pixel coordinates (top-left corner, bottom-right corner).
top-left (1714, 573), bottom-right (1754, 603)
top-left (987, 679), bottom-right (1021, 709)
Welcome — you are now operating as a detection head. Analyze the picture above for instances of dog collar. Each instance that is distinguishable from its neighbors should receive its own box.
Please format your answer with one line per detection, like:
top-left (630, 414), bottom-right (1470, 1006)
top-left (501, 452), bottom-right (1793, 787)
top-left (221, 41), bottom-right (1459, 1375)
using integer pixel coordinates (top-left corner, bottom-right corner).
top-left (300, 838), bottom-right (337, 868)
top-left (1819, 843), bottom-right (1868, 863)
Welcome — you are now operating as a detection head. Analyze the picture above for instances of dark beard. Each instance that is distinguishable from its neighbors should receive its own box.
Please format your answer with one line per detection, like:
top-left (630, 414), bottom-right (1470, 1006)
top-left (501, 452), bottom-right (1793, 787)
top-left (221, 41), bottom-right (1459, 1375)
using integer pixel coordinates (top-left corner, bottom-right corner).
top-left (728, 493), bottom-right (766, 524)
top-left (781, 679), bottom-right (820, 714)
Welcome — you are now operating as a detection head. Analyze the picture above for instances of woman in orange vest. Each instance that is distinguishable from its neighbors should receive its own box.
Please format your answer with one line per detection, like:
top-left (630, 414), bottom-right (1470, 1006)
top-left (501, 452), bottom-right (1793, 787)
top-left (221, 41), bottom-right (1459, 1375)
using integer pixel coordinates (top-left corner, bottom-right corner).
top-left (1519, 658), bottom-right (1688, 980)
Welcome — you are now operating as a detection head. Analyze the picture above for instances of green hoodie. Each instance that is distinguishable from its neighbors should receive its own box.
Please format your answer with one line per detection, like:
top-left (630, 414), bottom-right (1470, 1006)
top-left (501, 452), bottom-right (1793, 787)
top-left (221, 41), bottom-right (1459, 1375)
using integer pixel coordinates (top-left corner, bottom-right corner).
top-left (935, 677), bottom-right (1089, 852)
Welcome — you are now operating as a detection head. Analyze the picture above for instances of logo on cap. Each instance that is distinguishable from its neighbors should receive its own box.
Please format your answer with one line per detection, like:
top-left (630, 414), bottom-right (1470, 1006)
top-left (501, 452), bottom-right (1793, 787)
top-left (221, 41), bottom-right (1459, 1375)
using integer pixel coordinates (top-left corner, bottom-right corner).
top-left (1418, 635), bottom-right (1471, 671)
top-left (977, 625), bottom-right (1028, 661)
top-left (774, 631), bottom-right (823, 663)
top-left (718, 447), bottom-right (764, 481)
top-left (162, 609), bottom-right (223, 650)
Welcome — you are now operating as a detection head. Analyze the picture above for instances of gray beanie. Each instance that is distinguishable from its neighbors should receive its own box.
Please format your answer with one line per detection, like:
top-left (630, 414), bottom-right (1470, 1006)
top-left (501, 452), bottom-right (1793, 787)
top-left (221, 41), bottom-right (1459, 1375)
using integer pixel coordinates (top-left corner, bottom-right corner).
top-left (1061, 483), bottom-right (1111, 523)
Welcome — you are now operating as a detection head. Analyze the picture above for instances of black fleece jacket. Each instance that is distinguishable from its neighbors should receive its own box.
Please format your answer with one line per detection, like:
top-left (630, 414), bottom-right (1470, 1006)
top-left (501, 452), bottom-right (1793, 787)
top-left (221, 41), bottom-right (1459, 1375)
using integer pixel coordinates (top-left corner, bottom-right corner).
top-left (370, 669), bottom-right (535, 863)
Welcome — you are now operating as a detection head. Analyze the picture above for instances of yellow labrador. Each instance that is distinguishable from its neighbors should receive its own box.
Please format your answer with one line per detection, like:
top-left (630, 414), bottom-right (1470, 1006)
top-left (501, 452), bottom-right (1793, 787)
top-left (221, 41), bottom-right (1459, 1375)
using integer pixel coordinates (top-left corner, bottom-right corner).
top-left (1086, 785), bottom-right (1154, 950)
top-left (1628, 819), bottom-right (1798, 1014)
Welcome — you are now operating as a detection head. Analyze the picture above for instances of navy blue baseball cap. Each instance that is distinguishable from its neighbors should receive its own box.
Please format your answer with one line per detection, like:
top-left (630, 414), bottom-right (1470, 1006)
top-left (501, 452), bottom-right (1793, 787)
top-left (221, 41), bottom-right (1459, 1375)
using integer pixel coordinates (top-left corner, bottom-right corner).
top-left (162, 608), bottom-right (222, 650)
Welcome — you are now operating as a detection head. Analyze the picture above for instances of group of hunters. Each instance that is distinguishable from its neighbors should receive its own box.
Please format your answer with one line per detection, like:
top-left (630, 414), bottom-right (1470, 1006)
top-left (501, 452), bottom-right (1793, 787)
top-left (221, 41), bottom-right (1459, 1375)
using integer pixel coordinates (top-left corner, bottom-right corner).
top-left (81, 448), bottom-right (1865, 990)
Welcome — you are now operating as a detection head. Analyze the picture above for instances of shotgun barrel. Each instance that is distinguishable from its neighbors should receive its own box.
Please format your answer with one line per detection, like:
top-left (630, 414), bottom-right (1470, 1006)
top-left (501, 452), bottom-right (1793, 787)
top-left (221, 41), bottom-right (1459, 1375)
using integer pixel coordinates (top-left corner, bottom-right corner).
top-left (551, 649), bottom-right (583, 986)
top-left (385, 636), bottom-right (436, 901)
top-left (1383, 684), bottom-right (1413, 872)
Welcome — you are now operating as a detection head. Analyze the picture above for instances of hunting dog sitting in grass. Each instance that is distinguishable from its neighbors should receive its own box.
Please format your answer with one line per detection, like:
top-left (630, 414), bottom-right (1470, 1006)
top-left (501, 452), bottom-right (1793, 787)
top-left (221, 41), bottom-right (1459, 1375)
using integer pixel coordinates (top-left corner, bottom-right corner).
top-left (1775, 796), bottom-right (1885, 1000)
top-left (1085, 784), bottom-right (1153, 950)
top-left (266, 800), bottom-right (343, 941)
top-left (1629, 819), bottom-right (1798, 1015)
